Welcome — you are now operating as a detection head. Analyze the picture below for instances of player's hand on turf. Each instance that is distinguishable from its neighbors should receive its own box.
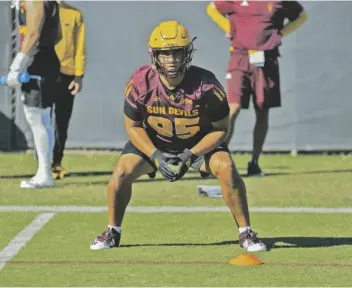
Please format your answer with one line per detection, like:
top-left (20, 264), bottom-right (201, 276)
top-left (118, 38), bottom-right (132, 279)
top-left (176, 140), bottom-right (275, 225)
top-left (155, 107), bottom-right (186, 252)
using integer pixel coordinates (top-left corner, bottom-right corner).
top-left (173, 149), bottom-right (194, 182)
top-left (150, 149), bottom-right (176, 181)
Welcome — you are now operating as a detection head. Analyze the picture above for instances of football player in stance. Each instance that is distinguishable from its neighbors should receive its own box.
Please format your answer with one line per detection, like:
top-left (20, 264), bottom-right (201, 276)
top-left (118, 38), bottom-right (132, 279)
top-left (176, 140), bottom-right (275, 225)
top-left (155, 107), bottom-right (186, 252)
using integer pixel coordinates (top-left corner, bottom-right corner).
top-left (90, 20), bottom-right (267, 252)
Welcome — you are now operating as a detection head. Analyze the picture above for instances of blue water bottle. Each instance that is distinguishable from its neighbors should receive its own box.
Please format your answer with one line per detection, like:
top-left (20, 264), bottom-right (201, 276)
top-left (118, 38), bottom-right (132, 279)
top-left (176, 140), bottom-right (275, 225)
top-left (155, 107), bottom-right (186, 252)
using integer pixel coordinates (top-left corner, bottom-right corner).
top-left (0, 72), bottom-right (31, 86)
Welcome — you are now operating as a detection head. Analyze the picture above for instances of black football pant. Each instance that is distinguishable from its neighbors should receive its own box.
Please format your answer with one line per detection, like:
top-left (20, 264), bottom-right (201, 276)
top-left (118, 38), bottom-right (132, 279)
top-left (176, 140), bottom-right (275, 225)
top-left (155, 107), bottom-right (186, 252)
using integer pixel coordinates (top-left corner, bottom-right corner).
top-left (52, 73), bottom-right (75, 166)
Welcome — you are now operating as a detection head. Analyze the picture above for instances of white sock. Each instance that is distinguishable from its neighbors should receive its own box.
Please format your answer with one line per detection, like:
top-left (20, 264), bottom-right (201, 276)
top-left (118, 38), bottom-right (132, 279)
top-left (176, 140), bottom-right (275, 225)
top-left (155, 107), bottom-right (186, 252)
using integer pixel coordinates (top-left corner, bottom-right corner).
top-left (23, 104), bottom-right (52, 180)
top-left (108, 225), bottom-right (121, 233)
top-left (239, 226), bottom-right (251, 233)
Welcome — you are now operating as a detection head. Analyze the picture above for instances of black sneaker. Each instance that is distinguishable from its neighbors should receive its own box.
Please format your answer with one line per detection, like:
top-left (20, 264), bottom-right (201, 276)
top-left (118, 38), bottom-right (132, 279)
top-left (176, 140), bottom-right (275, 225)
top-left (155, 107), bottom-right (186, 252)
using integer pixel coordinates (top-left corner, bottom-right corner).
top-left (247, 161), bottom-right (265, 176)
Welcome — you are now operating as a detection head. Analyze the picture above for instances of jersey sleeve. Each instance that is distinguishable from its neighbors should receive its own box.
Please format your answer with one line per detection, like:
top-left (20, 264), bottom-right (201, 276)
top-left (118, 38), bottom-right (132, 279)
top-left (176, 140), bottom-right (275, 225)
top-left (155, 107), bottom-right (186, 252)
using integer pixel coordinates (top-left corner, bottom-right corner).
top-left (123, 76), bottom-right (143, 121)
top-left (205, 80), bottom-right (230, 122)
top-left (282, 1), bottom-right (304, 21)
top-left (213, 0), bottom-right (235, 15)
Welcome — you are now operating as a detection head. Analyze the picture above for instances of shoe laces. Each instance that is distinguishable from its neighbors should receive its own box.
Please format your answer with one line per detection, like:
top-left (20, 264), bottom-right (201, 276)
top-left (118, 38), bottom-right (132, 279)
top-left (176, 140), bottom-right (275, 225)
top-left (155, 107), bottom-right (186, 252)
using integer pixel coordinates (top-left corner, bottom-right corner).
top-left (241, 229), bottom-right (260, 244)
top-left (96, 229), bottom-right (113, 242)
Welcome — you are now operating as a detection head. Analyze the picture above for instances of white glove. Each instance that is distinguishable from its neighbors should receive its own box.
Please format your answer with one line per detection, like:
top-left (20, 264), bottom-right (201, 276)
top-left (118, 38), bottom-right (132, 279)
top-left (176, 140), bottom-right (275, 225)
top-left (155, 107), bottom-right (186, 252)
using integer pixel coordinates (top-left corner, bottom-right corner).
top-left (6, 71), bottom-right (22, 87)
top-left (10, 0), bottom-right (20, 10)
top-left (10, 52), bottom-right (31, 72)
top-left (6, 52), bottom-right (31, 88)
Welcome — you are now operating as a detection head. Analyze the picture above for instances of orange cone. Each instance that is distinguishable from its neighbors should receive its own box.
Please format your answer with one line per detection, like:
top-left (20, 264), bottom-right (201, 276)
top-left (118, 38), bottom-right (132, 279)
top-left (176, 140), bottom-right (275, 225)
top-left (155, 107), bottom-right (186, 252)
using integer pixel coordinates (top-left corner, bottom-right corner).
top-left (228, 254), bottom-right (263, 266)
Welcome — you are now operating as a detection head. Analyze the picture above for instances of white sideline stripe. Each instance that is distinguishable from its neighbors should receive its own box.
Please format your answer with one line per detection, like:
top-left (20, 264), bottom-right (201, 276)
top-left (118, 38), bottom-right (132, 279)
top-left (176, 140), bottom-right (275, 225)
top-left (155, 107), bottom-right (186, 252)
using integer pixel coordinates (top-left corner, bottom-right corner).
top-left (0, 206), bottom-right (351, 213)
top-left (0, 213), bottom-right (56, 272)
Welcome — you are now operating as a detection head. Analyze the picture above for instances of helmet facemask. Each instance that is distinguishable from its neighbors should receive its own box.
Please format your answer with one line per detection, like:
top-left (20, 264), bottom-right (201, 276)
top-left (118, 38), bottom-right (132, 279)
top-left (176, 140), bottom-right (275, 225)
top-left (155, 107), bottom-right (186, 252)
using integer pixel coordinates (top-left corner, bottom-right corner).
top-left (150, 39), bottom-right (196, 79)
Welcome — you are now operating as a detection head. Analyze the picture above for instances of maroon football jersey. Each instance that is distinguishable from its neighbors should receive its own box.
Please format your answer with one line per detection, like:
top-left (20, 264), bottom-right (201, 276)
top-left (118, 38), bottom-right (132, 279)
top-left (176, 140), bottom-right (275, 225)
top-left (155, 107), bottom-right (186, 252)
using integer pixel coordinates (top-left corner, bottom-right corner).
top-left (214, 1), bottom-right (304, 51)
top-left (124, 65), bottom-right (229, 153)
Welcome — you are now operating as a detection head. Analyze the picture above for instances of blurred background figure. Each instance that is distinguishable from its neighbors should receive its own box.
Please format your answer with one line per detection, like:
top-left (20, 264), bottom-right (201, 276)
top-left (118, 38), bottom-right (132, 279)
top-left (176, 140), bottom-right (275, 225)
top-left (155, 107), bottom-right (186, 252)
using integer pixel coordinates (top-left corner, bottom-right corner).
top-left (9, 0), bottom-right (61, 188)
top-left (207, 0), bottom-right (307, 176)
top-left (52, 0), bottom-right (86, 179)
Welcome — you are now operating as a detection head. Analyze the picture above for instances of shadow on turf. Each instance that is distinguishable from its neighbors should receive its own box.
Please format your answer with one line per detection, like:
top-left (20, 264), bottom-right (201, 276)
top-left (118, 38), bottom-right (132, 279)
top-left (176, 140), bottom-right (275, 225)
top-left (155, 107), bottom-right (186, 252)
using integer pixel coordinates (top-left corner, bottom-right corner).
top-left (0, 165), bottom-right (289, 180)
top-left (264, 237), bottom-right (352, 250)
top-left (119, 237), bottom-right (352, 250)
top-left (2, 168), bottom-right (352, 183)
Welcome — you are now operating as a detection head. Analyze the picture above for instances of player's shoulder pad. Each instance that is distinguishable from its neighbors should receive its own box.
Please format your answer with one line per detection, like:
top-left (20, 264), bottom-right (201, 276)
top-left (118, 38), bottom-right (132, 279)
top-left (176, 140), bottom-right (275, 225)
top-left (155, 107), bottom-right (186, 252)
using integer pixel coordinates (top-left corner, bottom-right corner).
top-left (189, 65), bottom-right (219, 85)
top-left (190, 65), bottom-right (226, 100)
top-left (124, 65), bottom-right (157, 98)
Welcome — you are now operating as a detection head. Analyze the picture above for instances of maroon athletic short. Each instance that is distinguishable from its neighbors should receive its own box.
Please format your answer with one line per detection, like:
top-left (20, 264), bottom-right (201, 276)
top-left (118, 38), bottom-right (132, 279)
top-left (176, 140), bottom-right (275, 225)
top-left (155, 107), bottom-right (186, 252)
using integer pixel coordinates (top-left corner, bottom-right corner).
top-left (226, 52), bottom-right (281, 110)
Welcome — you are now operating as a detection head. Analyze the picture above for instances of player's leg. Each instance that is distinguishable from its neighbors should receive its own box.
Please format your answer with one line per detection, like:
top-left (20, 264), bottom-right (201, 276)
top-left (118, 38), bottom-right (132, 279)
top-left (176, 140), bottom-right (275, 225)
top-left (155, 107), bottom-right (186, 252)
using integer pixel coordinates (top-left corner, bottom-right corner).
top-left (225, 70), bottom-right (251, 147)
top-left (249, 58), bottom-right (281, 176)
top-left (90, 141), bottom-right (156, 250)
top-left (52, 74), bottom-right (75, 178)
top-left (199, 146), bottom-right (267, 252)
top-left (20, 78), bottom-right (55, 188)
top-left (40, 76), bottom-right (57, 180)
top-left (250, 108), bottom-right (268, 175)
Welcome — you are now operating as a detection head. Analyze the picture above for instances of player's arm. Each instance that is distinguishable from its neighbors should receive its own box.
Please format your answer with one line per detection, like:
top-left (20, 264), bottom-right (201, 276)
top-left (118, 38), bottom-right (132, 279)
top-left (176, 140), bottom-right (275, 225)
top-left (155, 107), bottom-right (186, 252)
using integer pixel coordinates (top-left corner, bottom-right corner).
top-left (206, 2), bottom-right (230, 33)
top-left (124, 99), bottom-right (176, 181)
top-left (124, 115), bottom-right (157, 158)
top-left (20, 0), bottom-right (44, 56)
top-left (190, 116), bottom-right (228, 157)
top-left (279, 1), bottom-right (307, 37)
top-left (189, 83), bottom-right (229, 157)
top-left (69, 10), bottom-right (86, 95)
top-left (173, 83), bottom-right (229, 181)
top-left (189, 117), bottom-right (228, 157)
top-left (8, 0), bottom-right (44, 85)
top-left (74, 11), bottom-right (86, 78)
top-left (123, 84), bottom-right (157, 158)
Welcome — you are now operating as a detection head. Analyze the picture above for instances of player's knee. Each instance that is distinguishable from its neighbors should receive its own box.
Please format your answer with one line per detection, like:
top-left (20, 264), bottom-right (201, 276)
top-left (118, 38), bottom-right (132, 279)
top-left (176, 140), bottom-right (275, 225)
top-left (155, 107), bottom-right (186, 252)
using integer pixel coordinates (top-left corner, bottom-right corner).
top-left (109, 164), bottom-right (135, 189)
top-left (215, 159), bottom-right (243, 188)
top-left (213, 160), bottom-right (236, 181)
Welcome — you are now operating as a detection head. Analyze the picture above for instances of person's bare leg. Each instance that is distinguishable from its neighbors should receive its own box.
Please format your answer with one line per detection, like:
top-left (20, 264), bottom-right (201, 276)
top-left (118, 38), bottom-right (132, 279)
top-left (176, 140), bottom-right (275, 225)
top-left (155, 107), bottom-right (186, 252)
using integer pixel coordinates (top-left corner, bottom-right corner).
top-left (90, 154), bottom-right (154, 250)
top-left (200, 151), bottom-right (267, 252)
top-left (202, 151), bottom-right (250, 227)
top-left (248, 109), bottom-right (269, 176)
top-left (225, 103), bottom-right (241, 146)
top-left (107, 154), bottom-right (154, 226)
top-left (252, 109), bottom-right (269, 163)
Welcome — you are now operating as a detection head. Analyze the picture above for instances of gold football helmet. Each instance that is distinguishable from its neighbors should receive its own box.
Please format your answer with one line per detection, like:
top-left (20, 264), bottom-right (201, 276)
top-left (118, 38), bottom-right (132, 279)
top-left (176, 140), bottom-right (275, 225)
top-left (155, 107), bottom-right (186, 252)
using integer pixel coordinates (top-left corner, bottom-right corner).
top-left (148, 20), bottom-right (196, 78)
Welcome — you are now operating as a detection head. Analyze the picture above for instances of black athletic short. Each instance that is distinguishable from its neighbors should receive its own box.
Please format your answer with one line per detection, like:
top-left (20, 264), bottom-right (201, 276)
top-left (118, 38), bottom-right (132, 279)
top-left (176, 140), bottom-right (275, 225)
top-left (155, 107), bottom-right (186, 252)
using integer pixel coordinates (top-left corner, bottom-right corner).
top-left (21, 48), bottom-right (60, 109)
top-left (121, 141), bottom-right (230, 178)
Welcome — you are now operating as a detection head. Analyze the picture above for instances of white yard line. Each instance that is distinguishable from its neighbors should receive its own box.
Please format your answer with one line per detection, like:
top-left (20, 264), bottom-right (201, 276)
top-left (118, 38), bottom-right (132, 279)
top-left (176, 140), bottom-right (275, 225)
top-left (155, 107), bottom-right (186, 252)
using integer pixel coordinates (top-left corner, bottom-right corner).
top-left (0, 206), bottom-right (351, 213)
top-left (0, 213), bottom-right (56, 272)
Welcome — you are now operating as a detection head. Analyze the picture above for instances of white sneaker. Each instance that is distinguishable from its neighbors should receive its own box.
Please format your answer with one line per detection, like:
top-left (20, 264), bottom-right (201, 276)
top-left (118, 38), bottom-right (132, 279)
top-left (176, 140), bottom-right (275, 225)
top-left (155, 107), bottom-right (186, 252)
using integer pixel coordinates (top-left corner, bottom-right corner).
top-left (239, 229), bottom-right (267, 252)
top-left (20, 177), bottom-right (55, 189)
top-left (90, 227), bottom-right (121, 250)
